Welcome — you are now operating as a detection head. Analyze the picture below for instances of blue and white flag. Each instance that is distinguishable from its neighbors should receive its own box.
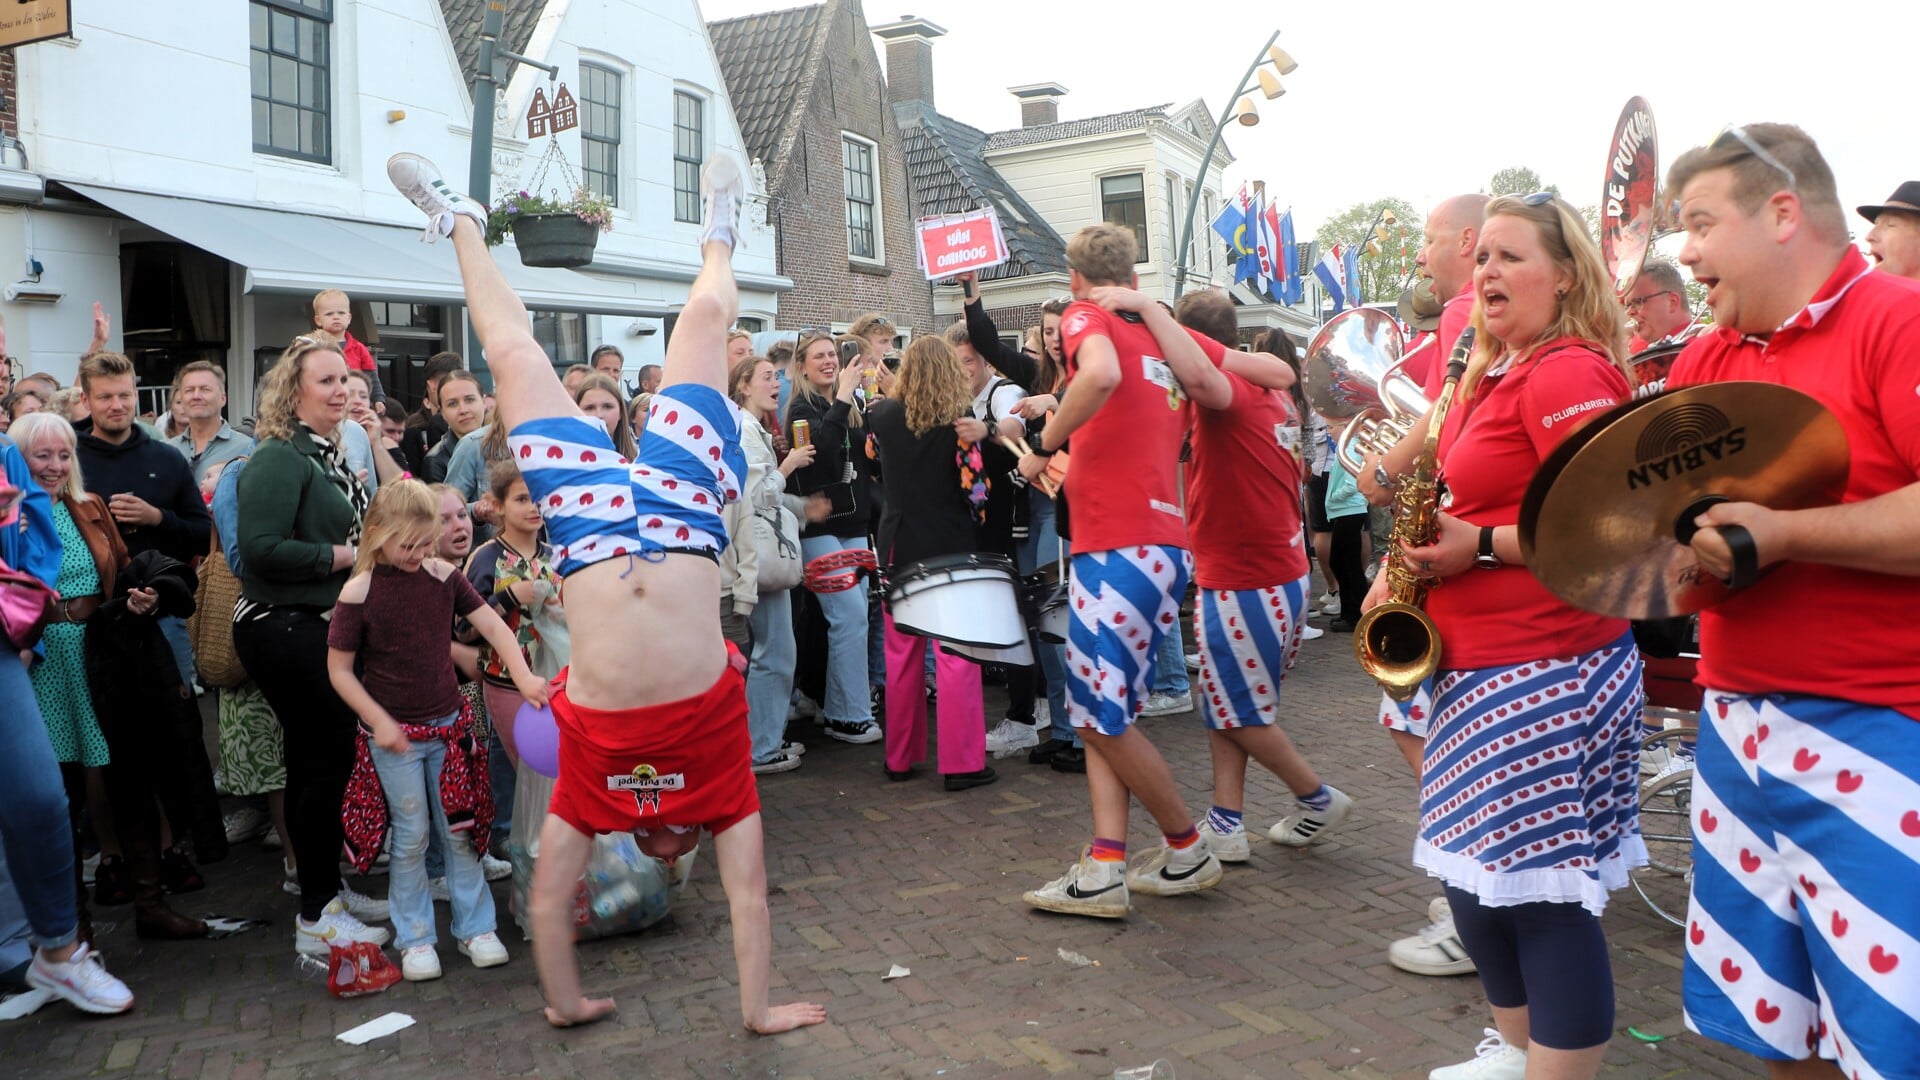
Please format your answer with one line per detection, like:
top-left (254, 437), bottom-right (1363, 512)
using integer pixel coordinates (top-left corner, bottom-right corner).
top-left (1279, 210), bottom-right (1303, 306)
top-left (1343, 244), bottom-right (1363, 309)
top-left (1315, 244), bottom-right (1347, 312)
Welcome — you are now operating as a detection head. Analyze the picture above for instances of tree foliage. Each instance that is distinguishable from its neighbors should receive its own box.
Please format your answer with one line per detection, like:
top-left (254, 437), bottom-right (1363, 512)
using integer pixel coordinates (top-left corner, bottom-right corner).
top-left (1489, 166), bottom-right (1557, 198)
top-left (1313, 196), bottom-right (1422, 306)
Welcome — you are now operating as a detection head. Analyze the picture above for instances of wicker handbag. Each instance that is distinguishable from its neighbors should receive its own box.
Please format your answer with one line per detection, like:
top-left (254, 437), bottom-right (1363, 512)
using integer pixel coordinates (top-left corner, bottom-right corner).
top-left (189, 527), bottom-right (248, 688)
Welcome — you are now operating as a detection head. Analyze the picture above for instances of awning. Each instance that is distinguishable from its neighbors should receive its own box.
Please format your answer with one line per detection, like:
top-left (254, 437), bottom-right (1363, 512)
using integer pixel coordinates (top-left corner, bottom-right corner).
top-left (64, 183), bottom-right (674, 318)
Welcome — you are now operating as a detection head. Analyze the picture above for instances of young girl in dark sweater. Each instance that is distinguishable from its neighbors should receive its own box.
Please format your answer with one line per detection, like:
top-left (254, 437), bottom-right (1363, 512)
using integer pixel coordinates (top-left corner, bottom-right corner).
top-left (327, 480), bottom-right (548, 982)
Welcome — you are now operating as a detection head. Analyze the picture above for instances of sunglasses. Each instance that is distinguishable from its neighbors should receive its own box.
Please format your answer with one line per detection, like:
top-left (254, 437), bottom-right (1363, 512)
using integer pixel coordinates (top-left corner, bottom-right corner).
top-left (1520, 191), bottom-right (1557, 207)
top-left (1711, 126), bottom-right (1797, 191)
top-left (1625, 290), bottom-right (1676, 312)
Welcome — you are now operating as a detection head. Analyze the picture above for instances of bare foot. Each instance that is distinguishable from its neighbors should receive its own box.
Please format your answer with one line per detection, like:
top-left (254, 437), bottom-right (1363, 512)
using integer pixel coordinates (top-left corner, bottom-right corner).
top-left (745, 1001), bottom-right (828, 1035)
top-left (544, 996), bottom-right (617, 1028)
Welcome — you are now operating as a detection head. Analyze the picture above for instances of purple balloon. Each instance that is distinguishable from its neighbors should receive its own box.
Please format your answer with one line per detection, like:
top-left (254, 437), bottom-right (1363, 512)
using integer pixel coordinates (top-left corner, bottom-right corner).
top-left (514, 701), bottom-right (560, 779)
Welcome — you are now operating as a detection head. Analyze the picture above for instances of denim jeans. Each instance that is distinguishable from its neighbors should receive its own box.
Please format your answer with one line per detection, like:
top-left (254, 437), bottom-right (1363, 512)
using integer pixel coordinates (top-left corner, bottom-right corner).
top-left (0, 652), bottom-right (76, 950)
top-left (799, 534), bottom-right (873, 725)
top-left (367, 709), bottom-right (495, 949)
top-left (158, 614), bottom-right (198, 687)
top-left (747, 587), bottom-right (798, 762)
top-left (1152, 616), bottom-right (1192, 697)
top-left (1016, 492), bottom-right (1076, 746)
top-left (0, 844), bottom-right (31, 976)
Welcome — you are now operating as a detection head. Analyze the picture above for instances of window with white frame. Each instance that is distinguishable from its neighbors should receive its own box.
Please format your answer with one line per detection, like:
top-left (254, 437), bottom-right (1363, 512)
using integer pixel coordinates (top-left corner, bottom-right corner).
top-left (250, 0), bottom-right (332, 162)
top-left (843, 135), bottom-right (880, 261)
top-left (1101, 173), bottom-right (1148, 262)
top-left (580, 64), bottom-right (622, 205)
top-left (673, 91), bottom-right (704, 223)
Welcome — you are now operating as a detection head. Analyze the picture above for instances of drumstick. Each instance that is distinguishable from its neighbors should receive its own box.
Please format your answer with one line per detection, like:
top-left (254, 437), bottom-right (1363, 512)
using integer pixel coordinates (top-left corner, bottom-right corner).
top-left (997, 435), bottom-right (1059, 498)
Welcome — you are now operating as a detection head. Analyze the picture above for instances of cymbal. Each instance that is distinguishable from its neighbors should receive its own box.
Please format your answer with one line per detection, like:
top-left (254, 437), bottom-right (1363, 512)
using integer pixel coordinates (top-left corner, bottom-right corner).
top-left (1519, 382), bottom-right (1848, 619)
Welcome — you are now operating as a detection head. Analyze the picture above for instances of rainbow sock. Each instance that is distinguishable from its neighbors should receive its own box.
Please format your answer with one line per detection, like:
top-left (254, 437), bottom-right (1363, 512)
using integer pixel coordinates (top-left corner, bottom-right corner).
top-left (1089, 837), bottom-right (1127, 863)
top-left (1164, 825), bottom-right (1199, 850)
top-left (1205, 806), bottom-right (1244, 835)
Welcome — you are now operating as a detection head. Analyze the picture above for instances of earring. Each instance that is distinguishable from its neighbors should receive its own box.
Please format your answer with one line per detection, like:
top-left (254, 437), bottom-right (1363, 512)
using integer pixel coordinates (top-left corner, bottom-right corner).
top-left (1556, 288), bottom-right (1567, 299)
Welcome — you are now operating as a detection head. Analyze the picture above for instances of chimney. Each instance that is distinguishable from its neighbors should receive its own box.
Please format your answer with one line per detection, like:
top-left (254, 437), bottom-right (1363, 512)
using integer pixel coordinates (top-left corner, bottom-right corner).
top-left (1009, 83), bottom-right (1068, 128)
top-left (871, 16), bottom-right (947, 108)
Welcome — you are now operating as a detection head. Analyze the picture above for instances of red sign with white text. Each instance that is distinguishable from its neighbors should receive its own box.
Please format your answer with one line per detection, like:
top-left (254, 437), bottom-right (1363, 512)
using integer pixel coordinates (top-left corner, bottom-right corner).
top-left (916, 208), bottom-right (1009, 281)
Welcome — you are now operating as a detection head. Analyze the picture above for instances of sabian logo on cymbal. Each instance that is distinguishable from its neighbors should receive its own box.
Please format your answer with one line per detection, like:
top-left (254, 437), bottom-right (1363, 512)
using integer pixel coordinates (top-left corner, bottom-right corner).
top-left (1626, 403), bottom-right (1746, 490)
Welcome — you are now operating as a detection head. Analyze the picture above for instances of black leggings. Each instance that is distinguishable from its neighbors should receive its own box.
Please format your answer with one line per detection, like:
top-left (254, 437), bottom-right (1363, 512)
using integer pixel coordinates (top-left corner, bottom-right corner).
top-left (232, 606), bottom-right (357, 920)
top-left (1443, 885), bottom-right (1614, 1050)
top-left (1329, 513), bottom-right (1371, 624)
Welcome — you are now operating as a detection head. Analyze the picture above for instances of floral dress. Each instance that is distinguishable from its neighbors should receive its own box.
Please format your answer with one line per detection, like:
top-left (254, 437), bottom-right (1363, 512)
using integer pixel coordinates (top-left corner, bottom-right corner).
top-left (30, 503), bottom-right (109, 767)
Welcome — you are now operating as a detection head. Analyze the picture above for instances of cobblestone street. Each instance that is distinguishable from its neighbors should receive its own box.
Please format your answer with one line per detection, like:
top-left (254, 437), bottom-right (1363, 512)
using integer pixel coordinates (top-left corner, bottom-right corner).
top-left (6, 620), bottom-right (1747, 1079)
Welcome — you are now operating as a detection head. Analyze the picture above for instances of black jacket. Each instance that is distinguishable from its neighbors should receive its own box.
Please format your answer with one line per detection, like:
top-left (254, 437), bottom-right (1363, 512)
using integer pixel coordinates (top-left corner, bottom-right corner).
top-left (783, 390), bottom-right (868, 541)
top-left (867, 400), bottom-right (976, 568)
top-left (74, 420), bottom-right (212, 563)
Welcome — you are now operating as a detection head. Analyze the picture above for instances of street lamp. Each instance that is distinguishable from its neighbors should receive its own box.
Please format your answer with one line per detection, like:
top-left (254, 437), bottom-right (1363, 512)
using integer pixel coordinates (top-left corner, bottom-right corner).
top-left (1172, 31), bottom-right (1296, 299)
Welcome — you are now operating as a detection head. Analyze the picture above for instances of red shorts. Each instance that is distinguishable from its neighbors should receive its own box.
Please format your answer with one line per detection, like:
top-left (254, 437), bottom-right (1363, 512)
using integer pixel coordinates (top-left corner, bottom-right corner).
top-left (547, 654), bottom-right (760, 837)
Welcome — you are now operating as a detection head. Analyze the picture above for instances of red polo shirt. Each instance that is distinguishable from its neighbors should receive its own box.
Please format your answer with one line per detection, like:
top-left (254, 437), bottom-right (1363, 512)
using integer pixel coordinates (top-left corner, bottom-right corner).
top-left (1427, 339), bottom-right (1633, 669)
top-left (1058, 302), bottom-right (1227, 554)
top-left (1402, 284), bottom-right (1476, 398)
top-left (1666, 248), bottom-right (1920, 717)
top-left (1187, 373), bottom-right (1311, 590)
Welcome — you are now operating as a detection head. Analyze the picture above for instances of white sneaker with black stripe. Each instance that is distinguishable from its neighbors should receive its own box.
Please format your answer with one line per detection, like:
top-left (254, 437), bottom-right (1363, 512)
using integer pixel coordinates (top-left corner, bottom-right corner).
top-left (1126, 839), bottom-right (1224, 896)
top-left (1390, 908), bottom-right (1477, 977)
top-left (1267, 786), bottom-right (1352, 847)
top-left (1022, 849), bottom-right (1129, 918)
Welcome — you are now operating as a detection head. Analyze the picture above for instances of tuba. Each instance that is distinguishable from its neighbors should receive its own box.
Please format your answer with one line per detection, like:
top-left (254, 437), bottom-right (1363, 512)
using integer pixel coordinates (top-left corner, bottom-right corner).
top-left (1302, 308), bottom-right (1430, 478)
top-left (1352, 328), bottom-right (1476, 700)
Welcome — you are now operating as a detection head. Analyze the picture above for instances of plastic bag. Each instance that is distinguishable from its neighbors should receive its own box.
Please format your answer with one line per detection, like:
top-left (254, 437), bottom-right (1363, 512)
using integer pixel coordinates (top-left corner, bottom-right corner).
top-left (507, 761), bottom-right (692, 941)
top-left (327, 941), bottom-right (401, 998)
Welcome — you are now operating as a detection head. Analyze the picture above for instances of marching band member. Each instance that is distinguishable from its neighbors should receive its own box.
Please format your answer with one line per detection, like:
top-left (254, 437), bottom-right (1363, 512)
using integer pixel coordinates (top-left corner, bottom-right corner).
top-left (1367, 192), bottom-right (1645, 1080)
top-left (1624, 259), bottom-right (1701, 351)
top-left (1859, 179), bottom-right (1920, 282)
top-left (1666, 124), bottom-right (1920, 1080)
top-left (1173, 290), bottom-right (1352, 860)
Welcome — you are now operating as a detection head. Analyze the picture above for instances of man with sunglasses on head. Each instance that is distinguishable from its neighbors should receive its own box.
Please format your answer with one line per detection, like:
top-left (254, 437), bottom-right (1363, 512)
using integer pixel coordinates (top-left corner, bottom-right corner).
top-left (1663, 122), bottom-right (1920, 1080)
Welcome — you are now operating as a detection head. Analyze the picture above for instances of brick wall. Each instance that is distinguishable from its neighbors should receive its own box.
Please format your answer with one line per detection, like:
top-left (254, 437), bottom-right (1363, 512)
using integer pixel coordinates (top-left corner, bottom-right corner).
top-left (768, 2), bottom-right (932, 336)
top-left (1, 51), bottom-right (16, 139)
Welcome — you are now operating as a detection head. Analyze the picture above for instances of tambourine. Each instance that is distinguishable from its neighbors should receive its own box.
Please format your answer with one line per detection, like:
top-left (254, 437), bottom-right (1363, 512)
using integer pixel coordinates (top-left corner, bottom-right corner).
top-left (803, 548), bottom-right (878, 594)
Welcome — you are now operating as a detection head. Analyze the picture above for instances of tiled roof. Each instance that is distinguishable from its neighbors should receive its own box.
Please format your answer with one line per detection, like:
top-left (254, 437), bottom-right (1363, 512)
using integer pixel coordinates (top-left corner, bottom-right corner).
top-left (438, 0), bottom-right (547, 88)
top-left (980, 104), bottom-right (1172, 152)
top-left (708, 3), bottom-right (829, 180)
top-left (895, 101), bottom-right (1065, 280)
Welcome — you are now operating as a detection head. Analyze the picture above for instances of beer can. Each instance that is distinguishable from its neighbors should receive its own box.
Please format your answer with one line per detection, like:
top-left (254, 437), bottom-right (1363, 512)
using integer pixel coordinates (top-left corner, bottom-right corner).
top-left (793, 420), bottom-right (811, 448)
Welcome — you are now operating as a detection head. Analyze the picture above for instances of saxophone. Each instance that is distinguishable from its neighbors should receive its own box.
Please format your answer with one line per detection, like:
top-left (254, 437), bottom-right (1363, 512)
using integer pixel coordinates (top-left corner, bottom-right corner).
top-left (1353, 328), bottom-right (1476, 701)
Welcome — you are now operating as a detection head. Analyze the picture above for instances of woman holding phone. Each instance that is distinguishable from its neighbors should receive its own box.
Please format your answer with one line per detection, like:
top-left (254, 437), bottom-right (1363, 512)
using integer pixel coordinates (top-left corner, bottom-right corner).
top-left (782, 330), bottom-right (881, 745)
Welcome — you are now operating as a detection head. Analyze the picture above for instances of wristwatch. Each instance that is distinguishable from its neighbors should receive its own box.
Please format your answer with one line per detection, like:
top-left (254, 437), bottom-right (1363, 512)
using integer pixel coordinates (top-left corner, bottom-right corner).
top-left (1474, 525), bottom-right (1503, 570)
top-left (1373, 462), bottom-right (1396, 492)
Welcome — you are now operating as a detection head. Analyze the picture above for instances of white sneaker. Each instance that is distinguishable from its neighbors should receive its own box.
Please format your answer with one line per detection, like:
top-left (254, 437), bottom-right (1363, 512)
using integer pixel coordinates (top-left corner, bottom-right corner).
top-left (223, 806), bottom-right (270, 844)
top-left (1023, 850), bottom-right (1129, 918)
top-left (985, 718), bottom-right (1041, 758)
top-left (481, 853), bottom-right (513, 882)
top-left (428, 877), bottom-right (450, 904)
top-left (781, 740), bottom-right (808, 756)
top-left (338, 884), bottom-right (390, 923)
top-left (400, 944), bottom-right (442, 982)
top-left (282, 859), bottom-right (300, 897)
top-left (27, 943), bottom-right (134, 1015)
top-left (1139, 692), bottom-right (1192, 717)
top-left (1127, 840), bottom-right (1224, 896)
top-left (295, 897), bottom-right (392, 957)
top-left (386, 152), bottom-right (489, 242)
top-left (1267, 786), bottom-right (1353, 847)
top-left (1429, 896), bottom-right (1452, 925)
top-left (698, 154), bottom-right (743, 250)
top-left (1319, 593), bottom-right (1341, 616)
top-left (1390, 914), bottom-right (1477, 977)
top-left (1646, 752), bottom-right (1695, 786)
top-left (261, 828), bottom-right (284, 851)
top-left (1184, 652), bottom-right (1202, 672)
top-left (458, 932), bottom-right (509, 969)
top-left (1199, 820), bottom-right (1250, 863)
top-left (1429, 1029), bottom-right (1526, 1080)
top-left (824, 717), bottom-right (883, 744)
top-left (1300, 624), bottom-right (1325, 641)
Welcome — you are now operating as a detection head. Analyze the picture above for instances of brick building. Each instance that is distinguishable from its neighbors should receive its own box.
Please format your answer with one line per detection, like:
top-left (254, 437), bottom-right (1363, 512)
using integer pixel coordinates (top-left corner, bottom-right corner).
top-left (709, 0), bottom-right (931, 341)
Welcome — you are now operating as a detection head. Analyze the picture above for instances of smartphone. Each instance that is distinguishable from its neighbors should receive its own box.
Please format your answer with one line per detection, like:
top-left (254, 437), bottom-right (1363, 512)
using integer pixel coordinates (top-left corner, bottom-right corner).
top-left (839, 339), bottom-right (864, 364)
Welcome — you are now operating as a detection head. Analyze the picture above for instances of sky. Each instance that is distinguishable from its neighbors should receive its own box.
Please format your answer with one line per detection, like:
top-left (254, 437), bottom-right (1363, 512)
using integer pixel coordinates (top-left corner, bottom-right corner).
top-left (695, 0), bottom-right (1907, 249)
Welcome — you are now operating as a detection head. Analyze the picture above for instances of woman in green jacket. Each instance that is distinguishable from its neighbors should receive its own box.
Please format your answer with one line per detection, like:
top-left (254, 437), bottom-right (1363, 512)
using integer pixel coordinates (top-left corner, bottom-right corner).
top-left (233, 338), bottom-right (394, 956)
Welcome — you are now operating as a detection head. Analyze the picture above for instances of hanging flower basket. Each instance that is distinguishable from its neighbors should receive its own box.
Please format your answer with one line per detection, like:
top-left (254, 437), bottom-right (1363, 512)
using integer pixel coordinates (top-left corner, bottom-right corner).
top-left (486, 186), bottom-right (613, 269)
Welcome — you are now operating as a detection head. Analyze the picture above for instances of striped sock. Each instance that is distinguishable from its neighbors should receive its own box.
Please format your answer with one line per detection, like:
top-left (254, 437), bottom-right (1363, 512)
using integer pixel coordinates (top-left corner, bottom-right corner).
top-left (1164, 825), bottom-right (1199, 850)
top-left (1089, 837), bottom-right (1127, 863)
top-left (1205, 806), bottom-right (1244, 835)
top-left (1297, 784), bottom-right (1333, 812)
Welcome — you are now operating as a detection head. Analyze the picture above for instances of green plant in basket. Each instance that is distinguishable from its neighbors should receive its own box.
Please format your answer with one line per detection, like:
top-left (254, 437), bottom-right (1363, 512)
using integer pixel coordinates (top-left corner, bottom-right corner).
top-left (485, 186), bottom-right (615, 247)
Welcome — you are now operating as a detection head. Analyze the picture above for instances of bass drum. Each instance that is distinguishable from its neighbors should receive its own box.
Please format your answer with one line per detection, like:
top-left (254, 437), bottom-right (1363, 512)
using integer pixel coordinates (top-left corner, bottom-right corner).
top-left (885, 553), bottom-right (1027, 652)
top-left (1021, 560), bottom-right (1069, 644)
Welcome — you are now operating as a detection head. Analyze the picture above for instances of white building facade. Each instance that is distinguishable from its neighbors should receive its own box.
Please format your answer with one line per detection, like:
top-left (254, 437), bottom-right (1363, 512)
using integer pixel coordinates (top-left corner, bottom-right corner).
top-left (0, 0), bottom-right (784, 415)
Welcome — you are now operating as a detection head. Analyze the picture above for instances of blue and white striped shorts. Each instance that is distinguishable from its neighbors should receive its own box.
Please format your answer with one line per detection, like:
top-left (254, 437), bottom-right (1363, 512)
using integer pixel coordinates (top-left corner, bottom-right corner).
top-left (1065, 545), bottom-right (1191, 737)
top-left (1192, 575), bottom-right (1308, 730)
top-left (1683, 691), bottom-right (1920, 1078)
top-left (507, 384), bottom-right (747, 578)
